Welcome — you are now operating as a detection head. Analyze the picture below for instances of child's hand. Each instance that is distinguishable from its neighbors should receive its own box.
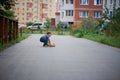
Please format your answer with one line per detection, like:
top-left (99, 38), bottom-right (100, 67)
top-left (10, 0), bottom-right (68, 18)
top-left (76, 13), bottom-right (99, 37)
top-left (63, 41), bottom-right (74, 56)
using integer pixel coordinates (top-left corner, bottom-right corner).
top-left (48, 42), bottom-right (56, 47)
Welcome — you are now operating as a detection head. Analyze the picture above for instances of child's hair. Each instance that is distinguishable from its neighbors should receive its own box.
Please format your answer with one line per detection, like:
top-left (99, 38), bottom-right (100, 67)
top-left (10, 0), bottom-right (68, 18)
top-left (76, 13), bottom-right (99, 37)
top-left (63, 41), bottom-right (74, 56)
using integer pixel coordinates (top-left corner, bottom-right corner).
top-left (47, 32), bottom-right (52, 34)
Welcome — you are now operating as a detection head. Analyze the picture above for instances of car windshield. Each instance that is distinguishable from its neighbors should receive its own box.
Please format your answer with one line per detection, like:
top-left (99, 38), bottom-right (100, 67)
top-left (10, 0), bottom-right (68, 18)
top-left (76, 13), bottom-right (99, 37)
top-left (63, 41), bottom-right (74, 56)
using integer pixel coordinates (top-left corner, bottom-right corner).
top-left (33, 23), bottom-right (42, 26)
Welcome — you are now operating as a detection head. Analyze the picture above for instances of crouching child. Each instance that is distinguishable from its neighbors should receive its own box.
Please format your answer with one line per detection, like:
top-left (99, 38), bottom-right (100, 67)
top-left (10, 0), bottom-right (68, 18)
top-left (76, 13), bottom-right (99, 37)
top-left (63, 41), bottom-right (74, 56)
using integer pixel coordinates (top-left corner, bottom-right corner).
top-left (40, 32), bottom-right (55, 47)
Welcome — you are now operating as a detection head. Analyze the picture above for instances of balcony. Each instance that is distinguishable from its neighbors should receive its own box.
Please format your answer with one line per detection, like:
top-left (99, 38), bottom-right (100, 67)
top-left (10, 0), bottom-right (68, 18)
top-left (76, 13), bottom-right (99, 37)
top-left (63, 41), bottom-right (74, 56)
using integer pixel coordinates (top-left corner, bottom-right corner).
top-left (60, 15), bottom-right (74, 22)
top-left (61, 4), bottom-right (74, 10)
top-left (42, 3), bottom-right (48, 9)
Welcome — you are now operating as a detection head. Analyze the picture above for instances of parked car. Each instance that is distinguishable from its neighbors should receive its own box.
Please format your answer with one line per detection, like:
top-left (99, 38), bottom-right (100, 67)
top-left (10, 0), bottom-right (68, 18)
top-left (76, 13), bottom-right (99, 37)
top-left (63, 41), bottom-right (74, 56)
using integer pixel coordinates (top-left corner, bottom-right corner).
top-left (27, 22), bottom-right (45, 30)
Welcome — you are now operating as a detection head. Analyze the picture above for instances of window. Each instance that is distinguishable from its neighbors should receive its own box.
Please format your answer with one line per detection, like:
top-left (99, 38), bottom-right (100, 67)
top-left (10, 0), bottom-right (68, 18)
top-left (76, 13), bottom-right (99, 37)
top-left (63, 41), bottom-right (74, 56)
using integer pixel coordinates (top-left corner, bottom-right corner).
top-left (17, 3), bottom-right (20, 6)
top-left (94, 11), bottom-right (102, 18)
top-left (27, 13), bottom-right (30, 17)
top-left (80, 0), bottom-right (88, 5)
top-left (62, 0), bottom-right (64, 5)
top-left (22, 3), bottom-right (24, 6)
top-left (27, 8), bottom-right (29, 11)
top-left (59, 5), bottom-right (61, 10)
top-left (27, 18), bottom-right (29, 20)
top-left (62, 12), bottom-right (64, 18)
top-left (105, 0), bottom-right (107, 5)
top-left (70, 0), bottom-right (73, 4)
top-left (94, 0), bottom-right (102, 5)
top-left (119, 0), bottom-right (120, 6)
top-left (110, 0), bottom-right (116, 4)
top-left (22, 13), bottom-right (24, 15)
top-left (66, 0), bottom-right (73, 4)
top-left (27, 3), bottom-right (32, 7)
top-left (45, 13), bottom-right (47, 17)
top-left (80, 11), bottom-right (88, 18)
top-left (66, 10), bottom-right (73, 16)
top-left (27, 3), bottom-right (30, 7)
top-left (110, 0), bottom-right (112, 4)
top-left (66, 0), bottom-right (69, 4)
top-left (109, 11), bottom-right (113, 17)
top-left (114, 0), bottom-right (116, 5)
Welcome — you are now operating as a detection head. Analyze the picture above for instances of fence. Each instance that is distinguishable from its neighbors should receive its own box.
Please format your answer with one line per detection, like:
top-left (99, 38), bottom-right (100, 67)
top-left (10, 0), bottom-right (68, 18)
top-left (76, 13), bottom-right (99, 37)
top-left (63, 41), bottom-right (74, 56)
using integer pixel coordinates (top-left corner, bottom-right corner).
top-left (0, 15), bottom-right (18, 45)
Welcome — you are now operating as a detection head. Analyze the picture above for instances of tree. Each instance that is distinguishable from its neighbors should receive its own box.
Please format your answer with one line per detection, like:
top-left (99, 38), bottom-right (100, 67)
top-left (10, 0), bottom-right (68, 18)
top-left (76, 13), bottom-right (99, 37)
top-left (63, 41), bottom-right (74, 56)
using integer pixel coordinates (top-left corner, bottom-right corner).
top-left (81, 18), bottom-right (99, 33)
top-left (0, 0), bottom-right (15, 19)
top-left (0, 0), bottom-right (15, 9)
top-left (109, 8), bottom-right (120, 36)
top-left (45, 18), bottom-right (51, 28)
top-left (57, 21), bottom-right (63, 35)
top-left (102, 3), bottom-right (120, 36)
top-left (26, 22), bottom-right (33, 26)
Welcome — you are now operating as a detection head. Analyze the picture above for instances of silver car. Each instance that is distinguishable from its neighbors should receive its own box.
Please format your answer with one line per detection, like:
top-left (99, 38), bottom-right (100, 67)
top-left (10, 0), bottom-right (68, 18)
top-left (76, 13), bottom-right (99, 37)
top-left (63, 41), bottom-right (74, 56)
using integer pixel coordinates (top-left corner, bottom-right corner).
top-left (27, 22), bottom-right (44, 30)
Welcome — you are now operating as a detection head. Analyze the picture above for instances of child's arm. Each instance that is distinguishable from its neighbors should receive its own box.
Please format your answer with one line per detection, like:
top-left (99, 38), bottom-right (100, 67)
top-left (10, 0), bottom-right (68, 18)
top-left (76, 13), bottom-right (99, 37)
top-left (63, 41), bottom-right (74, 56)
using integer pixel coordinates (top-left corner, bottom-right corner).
top-left (48, 40), bottom-right (56, 47)
top-left (48, 40), bottom-right (51, 45)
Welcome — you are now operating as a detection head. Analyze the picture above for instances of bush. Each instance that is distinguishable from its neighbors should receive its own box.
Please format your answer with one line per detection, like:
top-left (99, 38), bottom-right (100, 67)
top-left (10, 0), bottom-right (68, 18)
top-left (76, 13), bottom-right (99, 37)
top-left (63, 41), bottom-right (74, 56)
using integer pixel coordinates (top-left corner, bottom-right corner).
top-left (26, 22), bottom-right (33, 26)
top-left (69, 24), bottom-right (79, 34)
top-left (74, 29), bottom-right (85, 38)
top-left (57, 21), bottom-right (63, 35)
top-left (102, 7), bottom-right (120, 37)
top-left (81, 18), bottom-right (99, 32)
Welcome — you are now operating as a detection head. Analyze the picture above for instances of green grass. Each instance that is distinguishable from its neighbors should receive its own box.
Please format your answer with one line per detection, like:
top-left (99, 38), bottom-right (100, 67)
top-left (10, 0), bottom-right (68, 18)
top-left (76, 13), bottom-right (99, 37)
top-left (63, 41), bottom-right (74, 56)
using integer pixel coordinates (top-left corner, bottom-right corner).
top-left (16, 33), bottom-right (30, 43)
top-left (26, 29), bottom-right (70, 35)
top-left (83, 33), bottom-right (120, 48)
top-left (0, 33), bottom-right (30, 51)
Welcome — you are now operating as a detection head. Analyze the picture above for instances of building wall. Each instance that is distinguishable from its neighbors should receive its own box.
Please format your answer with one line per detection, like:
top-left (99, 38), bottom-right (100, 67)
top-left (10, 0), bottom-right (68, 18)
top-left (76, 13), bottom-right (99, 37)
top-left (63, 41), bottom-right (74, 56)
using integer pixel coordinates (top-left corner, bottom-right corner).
top-left (14, 0), bottom-right (56, 24)
top-left (74, 0), bottom-right (103, 26)
top-left (56, 0), bottom-right (58, 12)
top-left (58, 0), bottom-right (74, 23)
top-left (56, 0), bottom-right (103, 26)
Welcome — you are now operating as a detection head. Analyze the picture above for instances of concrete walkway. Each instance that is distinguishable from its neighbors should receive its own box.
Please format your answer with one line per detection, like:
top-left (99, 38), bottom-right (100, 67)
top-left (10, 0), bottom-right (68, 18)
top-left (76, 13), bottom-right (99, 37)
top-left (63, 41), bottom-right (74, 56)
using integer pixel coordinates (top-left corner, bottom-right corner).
top-left (0, 34), bottom-right (120, 80)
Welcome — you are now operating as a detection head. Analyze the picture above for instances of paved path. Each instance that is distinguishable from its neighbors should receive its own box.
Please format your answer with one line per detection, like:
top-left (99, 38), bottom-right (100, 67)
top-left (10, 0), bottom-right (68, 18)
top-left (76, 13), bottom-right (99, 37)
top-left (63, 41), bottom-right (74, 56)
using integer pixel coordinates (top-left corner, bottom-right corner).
top-left (0, 34), bottom-right (120, 80)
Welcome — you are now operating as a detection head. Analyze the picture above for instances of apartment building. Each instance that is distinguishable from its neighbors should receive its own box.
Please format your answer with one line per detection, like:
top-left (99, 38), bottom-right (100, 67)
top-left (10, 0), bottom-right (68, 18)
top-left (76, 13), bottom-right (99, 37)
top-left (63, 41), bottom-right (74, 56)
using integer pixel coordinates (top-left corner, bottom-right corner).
top-left (57, 0), bottom-right (74, 24)
top-left (14, 0), bottom-right (56, 24)
top-left (74, 0), bottom-right (103, 25)
top-left (56, 0), bottom-right (103, 26)
top-left (42, 0), bottom-right (56, 21)
top-left (103, 0), bottom-right (120, 17)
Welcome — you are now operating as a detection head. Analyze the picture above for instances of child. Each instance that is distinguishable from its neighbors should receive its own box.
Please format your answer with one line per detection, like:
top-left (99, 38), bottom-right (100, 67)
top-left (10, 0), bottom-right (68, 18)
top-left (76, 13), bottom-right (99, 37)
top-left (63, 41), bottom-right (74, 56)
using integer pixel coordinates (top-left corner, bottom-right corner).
top-left (40, 32), bottom-right (55, 47)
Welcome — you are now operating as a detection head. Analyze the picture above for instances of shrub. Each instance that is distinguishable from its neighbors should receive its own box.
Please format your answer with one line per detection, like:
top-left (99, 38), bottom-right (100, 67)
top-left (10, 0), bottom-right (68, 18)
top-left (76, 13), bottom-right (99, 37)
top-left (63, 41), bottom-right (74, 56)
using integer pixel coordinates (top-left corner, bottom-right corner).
top-left (26, 22), bottom-right (33, 26)
top-left (81, 18), bottom-right (99, 33)
top-left (57, 21), bottom-right (63, 35)
top-left (69, 24), bottom-right (79, 34)
top-left (74, 29), bottom-right (85, 38)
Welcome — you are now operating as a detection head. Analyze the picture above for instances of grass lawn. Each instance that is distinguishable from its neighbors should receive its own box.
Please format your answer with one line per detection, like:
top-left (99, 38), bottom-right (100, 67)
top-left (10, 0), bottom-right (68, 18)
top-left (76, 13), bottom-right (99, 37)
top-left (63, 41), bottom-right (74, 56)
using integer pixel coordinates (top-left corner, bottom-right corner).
top-left (83, 33), bottom-right (120, 48)
top-left (0, 33), bottom-right (30, 51)
top-left (26, 29), bottom-right (70, 35)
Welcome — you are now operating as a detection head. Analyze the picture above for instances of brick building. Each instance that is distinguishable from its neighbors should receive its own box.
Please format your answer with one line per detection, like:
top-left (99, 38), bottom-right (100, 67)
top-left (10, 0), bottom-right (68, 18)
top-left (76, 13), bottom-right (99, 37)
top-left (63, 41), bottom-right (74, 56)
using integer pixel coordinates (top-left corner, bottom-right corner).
top-left (56, 0), bottom-right (103, 27)
top-left (74, 0), bottom-right (103, 26)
